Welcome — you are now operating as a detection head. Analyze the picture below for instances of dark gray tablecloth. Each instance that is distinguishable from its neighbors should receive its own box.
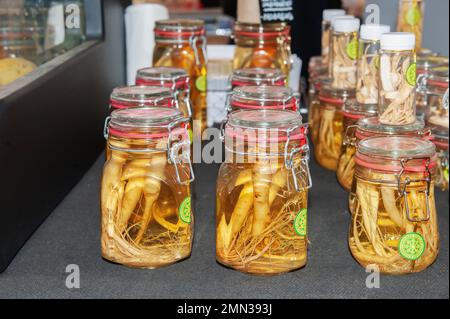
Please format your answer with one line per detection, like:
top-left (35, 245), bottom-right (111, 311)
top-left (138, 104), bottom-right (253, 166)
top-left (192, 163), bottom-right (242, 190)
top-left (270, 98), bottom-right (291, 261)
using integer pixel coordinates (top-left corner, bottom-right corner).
top-left (0, 155), bottom-right (448, 299)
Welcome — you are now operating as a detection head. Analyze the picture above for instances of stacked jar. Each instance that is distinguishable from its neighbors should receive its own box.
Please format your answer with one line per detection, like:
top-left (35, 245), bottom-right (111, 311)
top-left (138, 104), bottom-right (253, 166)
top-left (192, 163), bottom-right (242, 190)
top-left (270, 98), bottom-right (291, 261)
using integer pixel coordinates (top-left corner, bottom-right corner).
top-left (336, 24), bottom-right (390, 191)
top-left (216, 110), bottom-right (311, 275)
top-left (230, 68), bottom-right (287, 90)
top-left (136, 67), bottom-right (192, 118)
top-left (152, 20), bottom-right (207, 131)
top-left (101, 108), bottom-right (194, 269)
top-left (315, 17), bottom-right (359, 170)
top-left (233, 22), bottom-right (292, 77)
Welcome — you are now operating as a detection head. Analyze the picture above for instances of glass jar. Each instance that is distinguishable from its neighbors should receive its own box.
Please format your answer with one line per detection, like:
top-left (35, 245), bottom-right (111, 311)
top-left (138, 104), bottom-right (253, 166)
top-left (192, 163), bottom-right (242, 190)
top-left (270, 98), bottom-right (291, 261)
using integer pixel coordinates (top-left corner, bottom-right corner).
top-left (396, 0), bottom-right (424, 51)
top-left (315, 85), bottom-right (355, 170)
top-left (309, 75), bottom-right (330, 145)
top-left (230, 68), bottom-right (286, 89)
top-left (227, 85), bottom-right (299, 114)
top-left (336, 100), bottom-right (377, 191)
top-left (349, 136), bottom-right (439, 274)
top-left (430, 128), bottom-right (449, 191)
top-left (233, 22), bottom-right (291, 77)
top-left (110, 86), bottom-right (176, 110)
top-left (153, 20), bottom-right (207, 131)
top-left (356, 24), bottom-right (391, 106)
top-left (216, 110), bottom-right (311, 275)
top-left (329, 18), bottom-right (360, 90)
top-left (416, 57), bottom-right (449, 121)
top-left (136, 67), bottom-right (192, 118)
top-left (379, 32), bottom-right (417, 125)
top-left (423, 67), bottom-right (449, 130)
top-left (101, 107), bottom-right (194, 268)
top-left (341, 118), bottom-right (428, 193)
top-left (321, 9), bottom-right (346, 67)
top-left (308, 56), bottom-right (326, 80)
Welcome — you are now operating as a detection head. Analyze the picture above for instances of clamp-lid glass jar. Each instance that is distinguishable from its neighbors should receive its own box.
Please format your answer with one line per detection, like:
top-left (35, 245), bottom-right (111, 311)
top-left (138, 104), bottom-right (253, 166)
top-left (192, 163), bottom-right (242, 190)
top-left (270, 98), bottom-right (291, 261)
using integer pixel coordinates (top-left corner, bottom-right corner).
top-left (153, 19), bottom-right (207, 131)
top-left (227, 85), bottom-right (299, 114)
top-left (230, 68), bottom-right (286, 89)
top-left (430, 126), bottom-right (449, 191)
top-left (110, 86), bottom-right (176, 110)
top-left (101, 107), bottom-right (194, 269)
top-left (424, 67), bottom-right (449, 130)
top-left (379, 32), bottom-right (417, 125)
top-left (233, 22), bottom-right (292, 77)
top-left (339, 117), bottom-right (428, 192)
top-left (216, 110), bottom-right (311, 275)
top-left (336, 100), bottom-right (377, 191)
top-left (315, 85), bottom-right (355, 170)
top-left (136, 67), bottom-right (192, 117)
top-left (349, 136), bottom-right (439, 274)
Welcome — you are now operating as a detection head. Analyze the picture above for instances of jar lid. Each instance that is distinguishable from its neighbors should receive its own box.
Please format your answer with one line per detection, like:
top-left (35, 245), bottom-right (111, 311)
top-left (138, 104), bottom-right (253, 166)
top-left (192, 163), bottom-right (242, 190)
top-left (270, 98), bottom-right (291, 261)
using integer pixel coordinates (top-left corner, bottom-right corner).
top-left (342, 99), bottom-right (378, 119)
top-left (231, 68), bottom-right (286, 87)
top-left (230, 86), bottom-right (298, 111)
top-left (360, 24), bottom-right (391, 41)
top-left (330, 15), bottom-right (354, 29)
top-left (333, 17), bottom-right (360, 33)
top-left (357, 117), bottom-right (425, 135)
top-left (136, 67), bottom-right (189, 89)
top-left (323, 9), bottom-right (346, 22)
top-left (359, 136), bottom-right (435, 159)
top-left (319, 84), bottom-right (355, 105)
top-left (155, 19), bottom-right (205, 37)
top-left (234, 22), bottom-right (290, 38)
top-left (110, 86), bottom-right (175, 109)
top-left (380, 32), bottom-right (415, 51)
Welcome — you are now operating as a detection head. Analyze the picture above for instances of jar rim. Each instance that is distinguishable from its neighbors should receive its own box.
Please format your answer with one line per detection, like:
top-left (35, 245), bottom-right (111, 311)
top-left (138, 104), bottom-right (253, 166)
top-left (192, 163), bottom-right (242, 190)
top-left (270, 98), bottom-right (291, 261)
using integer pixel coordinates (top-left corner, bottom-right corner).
top-left (232, 68), bottom-right (285, 82)
top-left (319, 84), bottom-right (355, 105)
top-left (230, 86), bottom-right (297, 111)
top-left (357, 117), bottom-right (425, 135)
top-left (136, 67), bottom-right (189, 89)
top-left (111, 86), bottom-right (174, 105)
top-left (110, 107), bottom-right (184, 132)
top-left (417, 55), bottom-right (449, 71)
top-left (234, 22), bottom-right (290, 38)
top-left (228, 109), bottom-right (302, 130)
top-left (358, 136), bottom-right (435, 159)
top-left (343, 100), bottom-right (378, 119)
top-left (154, 19), bottom-right (205, 37)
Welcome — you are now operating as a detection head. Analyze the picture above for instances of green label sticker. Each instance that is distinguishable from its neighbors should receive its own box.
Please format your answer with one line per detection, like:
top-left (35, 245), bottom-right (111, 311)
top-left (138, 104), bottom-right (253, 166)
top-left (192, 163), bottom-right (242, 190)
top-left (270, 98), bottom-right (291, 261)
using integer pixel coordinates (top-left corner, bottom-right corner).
top-left (398, 232), bottom-right (426, 261)
top-left (195, 75), bottom-right (207, 92)
top-left (444, 167), bottom-right (449, 182)
top-left (374, 55), bottom-right (380, 69)
top-left (406, 63), bottom-right (417, 86)
top-left (188, 128), bottom-right (193, 144)
top-left (179, 197), bottom-right (192, 224)
top-left (346, 39), bottom-right (358, 60)
top-left (405, 7), bottom-right (421, 26)
top-left (294, 209), bottom-right (307, 237)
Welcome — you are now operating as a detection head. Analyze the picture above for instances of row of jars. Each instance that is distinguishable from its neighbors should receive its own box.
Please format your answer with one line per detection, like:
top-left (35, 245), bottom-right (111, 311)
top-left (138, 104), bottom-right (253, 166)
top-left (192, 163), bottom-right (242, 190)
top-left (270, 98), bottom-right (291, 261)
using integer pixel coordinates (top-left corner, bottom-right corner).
top-left (306, 7), bottom-right (446, 274)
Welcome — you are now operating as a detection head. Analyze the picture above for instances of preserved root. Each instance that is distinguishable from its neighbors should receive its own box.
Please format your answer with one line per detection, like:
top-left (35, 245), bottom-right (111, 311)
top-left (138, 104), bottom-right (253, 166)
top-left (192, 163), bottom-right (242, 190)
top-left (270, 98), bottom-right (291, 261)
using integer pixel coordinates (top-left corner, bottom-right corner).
top-left (101, 140), bottom-right (192, 268)
top-left (356, 42), bottom-right (379, 105)
top-left (336, 144), bottom-right (356, 191)
top-left (309, 98), bottom-right (321, 145)
top-left (435, 152), bottom-right (449, 191)
top-left (315, 107), bottom-right (344, 170)
top-left (322, 28), bottom-right (331, 66)
top-left (331, 34), bottom-right (358, 89)
top-left (349, 174), bottom-right (439, 274)
top-left (397, 0), bottom-right (423, 50)
top-left (379, 54), bottom-right (416, 125)
top-left (217, 163), bottom-right (308, 275)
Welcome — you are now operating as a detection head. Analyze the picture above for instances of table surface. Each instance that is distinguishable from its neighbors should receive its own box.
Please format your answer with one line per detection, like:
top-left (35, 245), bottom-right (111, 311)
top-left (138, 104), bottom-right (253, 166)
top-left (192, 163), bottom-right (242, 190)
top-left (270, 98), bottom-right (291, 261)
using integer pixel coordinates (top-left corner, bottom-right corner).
top-left (0, 153), bottom-right (448, 299)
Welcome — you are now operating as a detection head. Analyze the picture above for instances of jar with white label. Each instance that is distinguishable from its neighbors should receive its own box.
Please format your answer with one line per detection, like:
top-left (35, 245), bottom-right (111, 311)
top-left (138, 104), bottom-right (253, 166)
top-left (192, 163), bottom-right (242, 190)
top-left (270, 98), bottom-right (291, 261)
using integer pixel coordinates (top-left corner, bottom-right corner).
top-left (349, 136), bottom-right (439, 274)
top-left (378, 32), bottom-right (417, 125)
top-left (101, 108), bottom-right (194, 268)
top-left (216, 110), bottom-right (311, 275)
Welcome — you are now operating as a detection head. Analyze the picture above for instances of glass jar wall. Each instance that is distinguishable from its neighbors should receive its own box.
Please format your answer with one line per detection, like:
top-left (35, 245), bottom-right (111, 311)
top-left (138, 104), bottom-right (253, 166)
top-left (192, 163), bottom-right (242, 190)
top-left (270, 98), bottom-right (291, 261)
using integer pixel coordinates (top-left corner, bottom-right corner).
top-left (110, 86), bottom-right (176, 110)
top-left (101, 108), bottom-right (194, 269)
top-left (153, 20), bottom-right (207, 131)
top-left (230, 68), bottom-right (286, 89)
top-left (216, 110), bottom-right (311, 275)
top-left (233, 22), bottom-right (292, 77)
top-left (349, 136), bottom-right (439, 274)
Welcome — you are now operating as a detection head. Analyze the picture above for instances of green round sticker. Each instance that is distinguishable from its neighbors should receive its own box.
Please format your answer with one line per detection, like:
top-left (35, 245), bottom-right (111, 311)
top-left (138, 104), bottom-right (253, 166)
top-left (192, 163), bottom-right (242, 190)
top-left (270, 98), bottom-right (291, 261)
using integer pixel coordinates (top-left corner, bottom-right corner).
top-left (346, 39), bottom-right (358, 60)
top-left (195, 75), bottom-right (207, 93)
top-left (179, 197), bottom-right (192, 224)
top-left (188, 128), bottom-right (193, 144)
top-left (406, 63), bottom-right (417, 86)
top-left (405, 7), bottom-right (421, 26)
top-left (294, 209), bottom-right (307, 237)
top-left (444, 167), bottom-right (449, 182)
top-left (398, 232), bottom-right (426, 261)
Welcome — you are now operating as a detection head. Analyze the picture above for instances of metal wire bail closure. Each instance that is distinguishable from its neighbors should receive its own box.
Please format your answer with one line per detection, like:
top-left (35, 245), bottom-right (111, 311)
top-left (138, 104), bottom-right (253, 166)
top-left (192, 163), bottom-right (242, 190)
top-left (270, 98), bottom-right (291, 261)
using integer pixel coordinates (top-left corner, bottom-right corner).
top-left (397, 157), bottom-right (432, 223)
top-left (416, 73), bottom-right (428, 94)
top-left (284, 127), bottom-right (312, 191)
top-left (442, 88), bottom-right (449, 111)
top-left (167, 118), bottom-right (195, 185)
top-left (103, 116), bottom-right (112, 140)
top-left (343, 124), bottom-right (359, 147)
top-left (190, 35), bottom-right (208, 66)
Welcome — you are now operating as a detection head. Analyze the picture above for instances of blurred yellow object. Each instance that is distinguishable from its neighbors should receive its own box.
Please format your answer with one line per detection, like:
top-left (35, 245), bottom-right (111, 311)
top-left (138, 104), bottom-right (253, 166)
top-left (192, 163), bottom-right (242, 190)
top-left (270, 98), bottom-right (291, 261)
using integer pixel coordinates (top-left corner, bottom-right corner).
top-left (0, 57), bottom-right (36, 86)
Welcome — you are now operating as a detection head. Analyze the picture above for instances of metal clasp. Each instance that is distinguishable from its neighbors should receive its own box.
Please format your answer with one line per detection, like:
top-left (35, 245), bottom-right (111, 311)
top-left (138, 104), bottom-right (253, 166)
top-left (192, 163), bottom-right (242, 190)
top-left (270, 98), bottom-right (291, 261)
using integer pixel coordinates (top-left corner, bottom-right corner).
top-left (442, 88), bottom-right (449, 111)
top-left (190, 35), bottom-right (208, 66)
top-left (397, 157), bottom-right (432, 223)
top-left (284, 127), bottom-right (312, 191)
top-left (103, 116), bottom-right (111, 140)
top-left (343, 124), bottom-right (359, 147)
top-left (167, 118), bottom-right (195, 185)
top-left (416, 73), bottom-right (428, 94)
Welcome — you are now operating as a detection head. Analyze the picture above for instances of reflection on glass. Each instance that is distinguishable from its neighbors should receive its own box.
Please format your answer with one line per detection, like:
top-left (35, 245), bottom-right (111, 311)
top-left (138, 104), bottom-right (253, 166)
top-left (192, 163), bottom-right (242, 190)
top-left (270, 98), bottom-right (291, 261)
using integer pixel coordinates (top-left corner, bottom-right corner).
top-left (0, 0), bottom-right (85, 87)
